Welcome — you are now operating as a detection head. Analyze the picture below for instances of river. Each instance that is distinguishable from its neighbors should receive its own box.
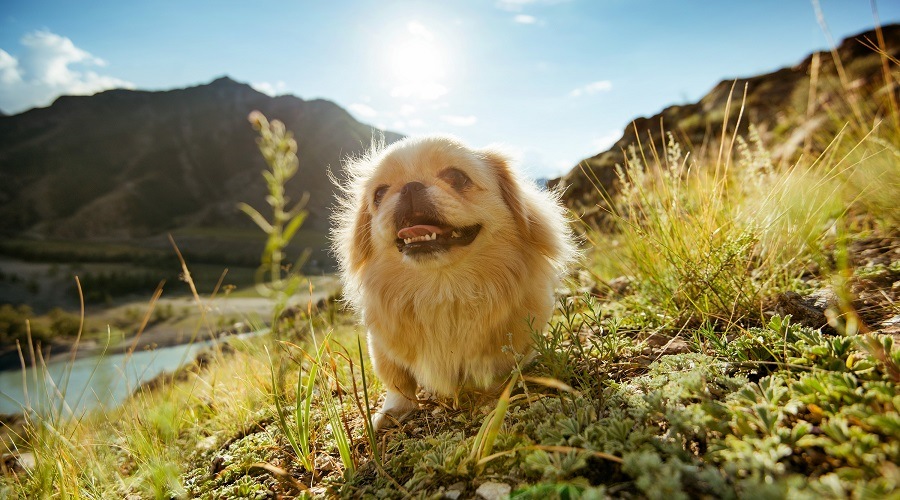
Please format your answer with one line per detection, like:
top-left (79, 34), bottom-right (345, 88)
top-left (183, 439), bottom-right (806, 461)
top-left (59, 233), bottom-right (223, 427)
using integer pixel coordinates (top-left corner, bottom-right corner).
top-left (0, 337), bottom-right (231, 416)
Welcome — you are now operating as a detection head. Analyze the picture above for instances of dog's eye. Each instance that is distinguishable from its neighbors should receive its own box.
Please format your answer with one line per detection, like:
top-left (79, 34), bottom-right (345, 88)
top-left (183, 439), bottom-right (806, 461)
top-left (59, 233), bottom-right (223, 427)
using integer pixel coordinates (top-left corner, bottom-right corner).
top-left (439, 168), bottom-right (471, 191)
top-left (373, 185), bottom-right (389, 207)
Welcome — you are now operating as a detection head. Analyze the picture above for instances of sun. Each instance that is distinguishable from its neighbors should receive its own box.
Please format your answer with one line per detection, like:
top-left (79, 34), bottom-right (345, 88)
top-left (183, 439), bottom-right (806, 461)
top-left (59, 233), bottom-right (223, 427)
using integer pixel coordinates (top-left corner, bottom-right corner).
top-left (386, 22), bottom-right (450, 100)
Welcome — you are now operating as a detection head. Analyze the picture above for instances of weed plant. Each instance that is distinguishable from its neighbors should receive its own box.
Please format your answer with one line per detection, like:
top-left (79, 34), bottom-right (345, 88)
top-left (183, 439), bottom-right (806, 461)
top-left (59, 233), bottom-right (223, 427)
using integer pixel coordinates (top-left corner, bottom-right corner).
top-left (241, 111), bottom-right (311, 335)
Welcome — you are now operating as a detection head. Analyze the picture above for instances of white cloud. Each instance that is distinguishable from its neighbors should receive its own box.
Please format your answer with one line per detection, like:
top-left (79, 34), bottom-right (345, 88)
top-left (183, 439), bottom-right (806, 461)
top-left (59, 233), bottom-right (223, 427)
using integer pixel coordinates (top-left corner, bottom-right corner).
top-left (496, 0), bottom-right (569, 11)
top-left (251, 80), bottom-right (288, 96)
top-left (407, 118), bottom-right (425, 127)
top-left (391, 82), bottom-right (448, 101)
top-left (441, 114), bottom-right (478, 127)
top-left (569, 80), bottom-right (613, 97)
top-left (513, 14), bottom-right (538, 24)
top-left (591, 130), bottom-right (621, 151)
top-left (0, 49), bottom-right (23, 85)
top-left (0, 30), bottom-right (133, 114)
top-left (399, 104), bottom-right (416, 116)
top-left (407, 21), bottom-right (434, 41)
top-left (554, 159), bottom-right (574, 171)
top-left (348, 102), bottom-right (378, 119)
top-left (496, 0), bottom-right (536, 11)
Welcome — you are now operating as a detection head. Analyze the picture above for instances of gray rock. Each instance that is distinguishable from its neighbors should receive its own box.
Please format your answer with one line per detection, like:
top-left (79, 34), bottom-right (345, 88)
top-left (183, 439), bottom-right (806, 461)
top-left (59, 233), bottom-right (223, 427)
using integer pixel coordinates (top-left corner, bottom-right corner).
top-left (443, 490), bottom-right (462, 500)
top-left (476, 481), bottom-right (511, 500)
top-left (444, 481), bottom-right (467, 499)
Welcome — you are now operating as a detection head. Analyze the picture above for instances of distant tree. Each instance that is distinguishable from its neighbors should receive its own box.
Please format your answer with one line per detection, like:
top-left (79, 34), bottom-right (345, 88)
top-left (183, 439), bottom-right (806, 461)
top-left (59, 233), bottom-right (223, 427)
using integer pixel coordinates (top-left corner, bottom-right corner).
top-left (0, 304), bottom-right (50, 346)
top-left (48, 308), bottom-right (81, 337)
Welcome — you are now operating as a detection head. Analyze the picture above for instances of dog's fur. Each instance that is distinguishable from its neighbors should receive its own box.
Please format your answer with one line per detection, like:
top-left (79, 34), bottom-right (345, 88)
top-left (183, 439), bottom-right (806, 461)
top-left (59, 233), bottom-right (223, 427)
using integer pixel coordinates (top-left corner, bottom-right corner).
top-left (332, 135), bottom-right (576, 430)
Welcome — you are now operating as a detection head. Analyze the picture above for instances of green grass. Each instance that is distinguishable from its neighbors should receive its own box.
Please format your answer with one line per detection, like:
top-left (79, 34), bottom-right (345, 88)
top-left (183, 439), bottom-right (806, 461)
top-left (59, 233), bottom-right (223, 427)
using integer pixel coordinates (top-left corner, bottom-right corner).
top-left (1, 239), bottom-right (897, 498)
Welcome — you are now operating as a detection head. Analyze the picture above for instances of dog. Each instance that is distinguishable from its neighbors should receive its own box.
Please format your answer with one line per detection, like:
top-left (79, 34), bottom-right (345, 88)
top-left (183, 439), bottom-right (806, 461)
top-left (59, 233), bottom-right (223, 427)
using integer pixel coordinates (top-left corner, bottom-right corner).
top-left (332, 135), bottom-right (576, 430)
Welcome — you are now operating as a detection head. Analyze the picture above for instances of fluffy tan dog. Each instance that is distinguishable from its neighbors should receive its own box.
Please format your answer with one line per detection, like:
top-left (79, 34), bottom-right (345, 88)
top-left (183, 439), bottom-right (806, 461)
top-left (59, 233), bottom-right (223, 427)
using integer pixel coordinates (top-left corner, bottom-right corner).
top-left (332, 135), bottom-right (576, 430)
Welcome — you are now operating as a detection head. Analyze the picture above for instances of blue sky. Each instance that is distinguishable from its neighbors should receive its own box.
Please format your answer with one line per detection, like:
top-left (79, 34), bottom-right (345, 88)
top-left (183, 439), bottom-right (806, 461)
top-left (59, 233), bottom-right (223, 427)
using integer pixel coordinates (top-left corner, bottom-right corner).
top-left (1, 1), bottom-right (898, 179)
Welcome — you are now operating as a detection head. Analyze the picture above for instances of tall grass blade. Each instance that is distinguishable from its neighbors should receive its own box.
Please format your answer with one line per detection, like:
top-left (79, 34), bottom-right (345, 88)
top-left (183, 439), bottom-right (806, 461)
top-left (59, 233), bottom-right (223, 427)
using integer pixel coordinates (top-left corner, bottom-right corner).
top-left (470, 376), bottom-right (515, 472)
top-left (356, 336), bottom-right (380, 467)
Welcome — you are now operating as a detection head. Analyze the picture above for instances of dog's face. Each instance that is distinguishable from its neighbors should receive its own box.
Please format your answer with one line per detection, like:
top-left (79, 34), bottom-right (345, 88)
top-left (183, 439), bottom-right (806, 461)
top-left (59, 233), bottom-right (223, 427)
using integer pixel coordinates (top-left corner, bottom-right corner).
top-left (350, 136), bottom-right (524, 268)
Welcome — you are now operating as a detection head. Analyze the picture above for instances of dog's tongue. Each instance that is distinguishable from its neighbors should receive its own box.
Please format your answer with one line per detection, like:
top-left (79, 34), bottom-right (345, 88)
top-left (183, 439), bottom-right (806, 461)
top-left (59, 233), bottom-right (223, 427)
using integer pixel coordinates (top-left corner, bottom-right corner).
top-left (397, 225), bottom-right (443, 239)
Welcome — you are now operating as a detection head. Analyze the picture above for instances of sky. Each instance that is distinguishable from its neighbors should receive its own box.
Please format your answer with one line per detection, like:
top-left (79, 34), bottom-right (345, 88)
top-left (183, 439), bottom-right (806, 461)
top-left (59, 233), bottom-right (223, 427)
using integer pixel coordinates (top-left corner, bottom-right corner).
top-left (1, 1), bottom-right (898, 179)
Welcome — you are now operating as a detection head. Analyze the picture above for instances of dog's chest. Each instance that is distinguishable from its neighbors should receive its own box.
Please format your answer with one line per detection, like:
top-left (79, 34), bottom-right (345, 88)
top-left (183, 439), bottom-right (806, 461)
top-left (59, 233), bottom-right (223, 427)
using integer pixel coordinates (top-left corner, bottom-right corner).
top-left (406, 314), bottom-right (506, 394)
top-left (372, 298), bottom-right (514, 392)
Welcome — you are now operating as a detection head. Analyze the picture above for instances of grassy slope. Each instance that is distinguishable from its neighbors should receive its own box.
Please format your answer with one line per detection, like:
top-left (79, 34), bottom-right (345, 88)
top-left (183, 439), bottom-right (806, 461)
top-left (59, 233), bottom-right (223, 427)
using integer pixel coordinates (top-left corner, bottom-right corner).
top-left (2, 38), bottom-right (900, 499)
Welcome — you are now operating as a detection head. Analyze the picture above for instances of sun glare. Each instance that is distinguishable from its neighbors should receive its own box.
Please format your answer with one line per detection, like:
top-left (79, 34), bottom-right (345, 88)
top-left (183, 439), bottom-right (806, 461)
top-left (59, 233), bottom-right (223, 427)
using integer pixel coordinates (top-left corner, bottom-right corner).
top-left (390, 43), bottom-right (443, 85)
top-left (386, 22), bottom-right (450, 100)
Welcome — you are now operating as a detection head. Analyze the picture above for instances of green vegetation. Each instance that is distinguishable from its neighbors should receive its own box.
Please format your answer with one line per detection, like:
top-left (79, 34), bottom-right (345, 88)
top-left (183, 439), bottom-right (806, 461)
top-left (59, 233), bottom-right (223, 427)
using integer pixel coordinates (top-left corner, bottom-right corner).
top-left (0, 304), bottom-right (49, 344)
top-left (240, 111), bottom-right (310, 333)
top-left (0, 305), bottom-right (84, 346)
top-left (1, 33), bottom-right (899, 499)
top-left (76, 270), bottom-right (165, 304)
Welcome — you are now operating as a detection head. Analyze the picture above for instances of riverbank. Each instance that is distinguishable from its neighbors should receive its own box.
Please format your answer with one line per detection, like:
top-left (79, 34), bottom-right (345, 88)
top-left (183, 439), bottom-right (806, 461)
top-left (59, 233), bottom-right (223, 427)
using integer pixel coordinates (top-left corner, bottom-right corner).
top-left (0, 276), bottom-right (341, 420)
top-left (0, 274), bottom-right (341, 372)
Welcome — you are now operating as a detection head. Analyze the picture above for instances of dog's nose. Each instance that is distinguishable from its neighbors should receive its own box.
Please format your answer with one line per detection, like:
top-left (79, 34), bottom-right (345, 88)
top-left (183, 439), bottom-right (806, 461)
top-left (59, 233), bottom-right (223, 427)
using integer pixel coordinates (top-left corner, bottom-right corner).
top-left (401, 182), bottom-right (426, 195)
top-left (397, 181), bottom-right (430, 219)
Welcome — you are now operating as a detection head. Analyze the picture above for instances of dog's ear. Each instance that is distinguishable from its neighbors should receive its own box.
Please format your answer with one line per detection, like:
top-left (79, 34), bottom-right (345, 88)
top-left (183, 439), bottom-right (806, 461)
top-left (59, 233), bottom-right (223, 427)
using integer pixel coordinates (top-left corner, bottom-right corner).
top-left (482, 150), bottom-right (564, 259)
top-left (483, 150), bottom-right (530, 234)
top-left (346, 202), bottom-right (374, 274)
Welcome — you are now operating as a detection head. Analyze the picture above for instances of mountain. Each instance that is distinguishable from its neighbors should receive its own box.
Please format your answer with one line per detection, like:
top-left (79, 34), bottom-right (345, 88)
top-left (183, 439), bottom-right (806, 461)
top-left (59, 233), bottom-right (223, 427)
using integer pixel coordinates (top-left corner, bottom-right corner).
top-left (0, 77), bottom-right (402, 268)
top-left (554, 24), bottom-right (900, 226)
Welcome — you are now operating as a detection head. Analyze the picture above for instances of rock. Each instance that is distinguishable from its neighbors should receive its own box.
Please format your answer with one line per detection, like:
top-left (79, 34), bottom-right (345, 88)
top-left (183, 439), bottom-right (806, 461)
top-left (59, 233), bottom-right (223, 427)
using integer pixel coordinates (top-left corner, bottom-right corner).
top-left (772, 290), bottom-right (835, 330)
top-left (807, 288), bottom-right (839, 310)
top-left (644, 334), bottom-right (692, 356)
top-left (16, 452), bottom-right (34, 470)
top-left (607, 276), bottom-right (634, 296)
top-left (196, 434), bottom-right (218, 451)
top-left (476, 481), bottom-right (511, 500)
top-left (1, 452), bottom-right (34, 472)
top-left (881, 315), bottom-right (900, 336)
top-left (443, 480), bottom-right (467, 499)
top-left (660, 337), bottom-right (691, 355)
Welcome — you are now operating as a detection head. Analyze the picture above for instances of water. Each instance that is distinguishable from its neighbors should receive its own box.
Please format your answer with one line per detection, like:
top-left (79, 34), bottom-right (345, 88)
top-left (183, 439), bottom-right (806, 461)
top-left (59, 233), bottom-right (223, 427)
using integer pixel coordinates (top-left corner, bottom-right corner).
top-left (0, 339), bottom-right (219, 416)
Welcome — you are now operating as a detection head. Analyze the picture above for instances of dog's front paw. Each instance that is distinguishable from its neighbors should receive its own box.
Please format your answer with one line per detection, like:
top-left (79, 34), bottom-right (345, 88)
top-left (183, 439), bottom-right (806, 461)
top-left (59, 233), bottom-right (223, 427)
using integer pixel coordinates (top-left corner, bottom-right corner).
top-left (372, 390), bottom-right (419, 431)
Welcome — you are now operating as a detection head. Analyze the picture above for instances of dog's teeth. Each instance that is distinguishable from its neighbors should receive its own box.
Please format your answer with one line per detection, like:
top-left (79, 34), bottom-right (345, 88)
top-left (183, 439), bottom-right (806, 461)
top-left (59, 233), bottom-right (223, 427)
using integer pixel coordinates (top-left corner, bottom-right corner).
top-left (402, 233), bottom-right (442, 245)
top-left (451, 230), bottom-right (460, 238)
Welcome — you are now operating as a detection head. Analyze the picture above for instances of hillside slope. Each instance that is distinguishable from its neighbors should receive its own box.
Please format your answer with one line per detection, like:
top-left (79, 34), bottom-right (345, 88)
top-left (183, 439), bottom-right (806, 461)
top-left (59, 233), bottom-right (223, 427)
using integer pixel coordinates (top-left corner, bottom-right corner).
top-left (554, 24), bottom-right (900, 226)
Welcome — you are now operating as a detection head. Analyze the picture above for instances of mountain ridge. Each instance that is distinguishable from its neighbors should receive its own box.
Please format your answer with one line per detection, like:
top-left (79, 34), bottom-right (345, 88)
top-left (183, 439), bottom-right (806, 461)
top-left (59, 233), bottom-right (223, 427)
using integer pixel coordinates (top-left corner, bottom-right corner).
top-left (0, 76), bottom-right (402, 268)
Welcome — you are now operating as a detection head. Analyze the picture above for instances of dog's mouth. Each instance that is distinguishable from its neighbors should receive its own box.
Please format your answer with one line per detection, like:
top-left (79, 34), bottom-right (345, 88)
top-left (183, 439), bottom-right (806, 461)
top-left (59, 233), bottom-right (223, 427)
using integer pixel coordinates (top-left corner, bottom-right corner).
top-left (395, 219), bottom-right (482, 255)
